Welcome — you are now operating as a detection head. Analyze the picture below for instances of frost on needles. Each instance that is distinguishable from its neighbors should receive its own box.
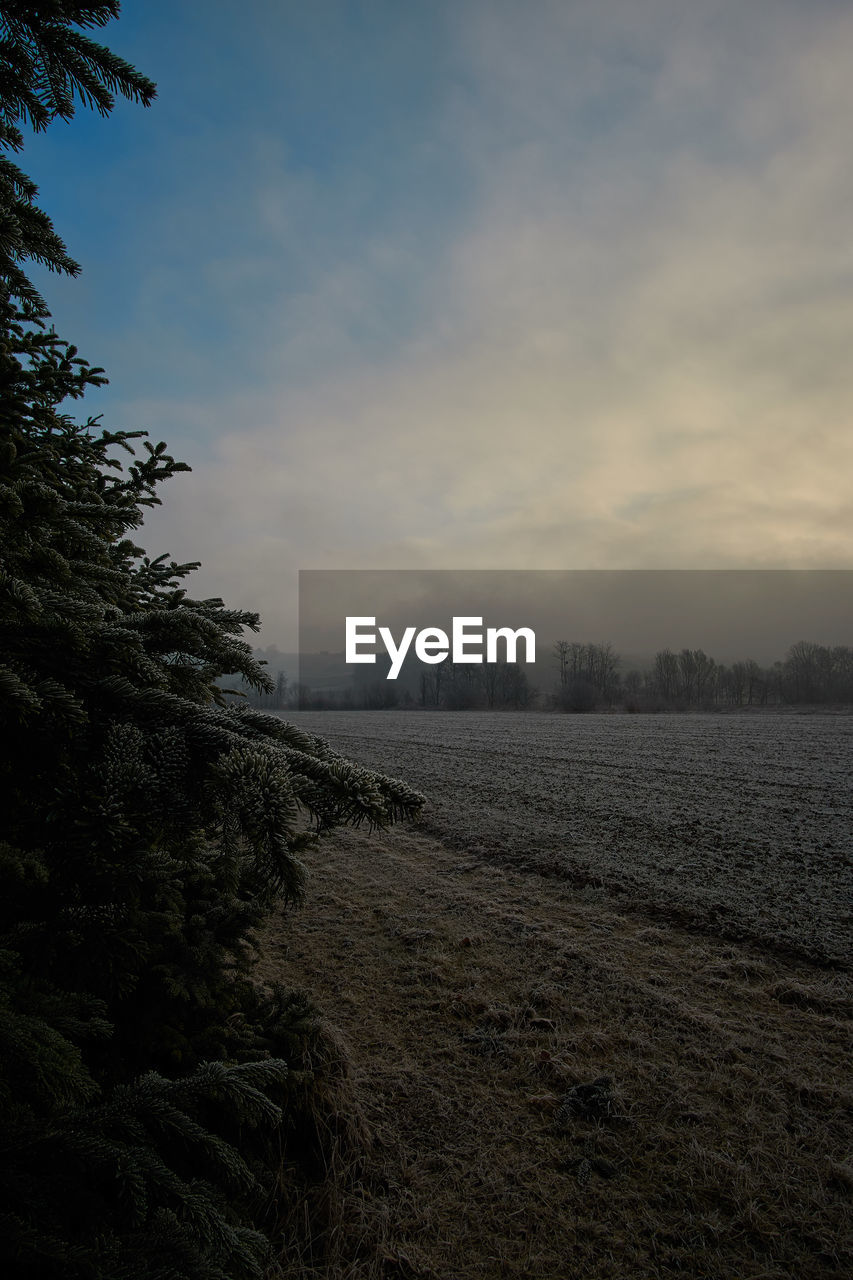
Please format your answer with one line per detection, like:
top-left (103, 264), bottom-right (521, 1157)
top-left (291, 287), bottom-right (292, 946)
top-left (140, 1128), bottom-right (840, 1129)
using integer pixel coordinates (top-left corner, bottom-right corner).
top-left (0, 4), bottom-right (424, 1275)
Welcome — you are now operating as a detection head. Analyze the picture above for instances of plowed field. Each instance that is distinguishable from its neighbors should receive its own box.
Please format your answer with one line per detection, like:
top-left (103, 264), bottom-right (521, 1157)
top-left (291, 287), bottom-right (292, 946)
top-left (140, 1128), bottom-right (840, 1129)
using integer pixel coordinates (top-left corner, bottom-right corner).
top-left (281, 711), bottom-right (852, 967)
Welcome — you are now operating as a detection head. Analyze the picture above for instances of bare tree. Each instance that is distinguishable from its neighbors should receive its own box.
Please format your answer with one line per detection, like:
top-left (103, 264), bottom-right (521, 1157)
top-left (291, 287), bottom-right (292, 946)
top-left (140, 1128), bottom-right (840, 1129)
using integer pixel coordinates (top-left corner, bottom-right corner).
top-left (653, 648), bottom-right (679, 702)
top-left (553, 640), bottom-right (570, 687)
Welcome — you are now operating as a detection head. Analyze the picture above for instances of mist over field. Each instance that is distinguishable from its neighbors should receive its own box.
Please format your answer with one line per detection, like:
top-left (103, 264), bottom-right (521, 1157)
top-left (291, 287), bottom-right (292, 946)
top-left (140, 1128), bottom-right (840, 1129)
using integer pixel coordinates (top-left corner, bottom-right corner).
top-left (297, 570), bottom-right (853, 666)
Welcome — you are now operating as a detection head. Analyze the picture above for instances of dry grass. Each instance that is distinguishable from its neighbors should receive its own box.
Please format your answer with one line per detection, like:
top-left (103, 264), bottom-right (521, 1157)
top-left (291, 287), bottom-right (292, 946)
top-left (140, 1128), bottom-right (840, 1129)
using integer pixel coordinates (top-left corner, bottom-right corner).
top-left (259, 825), bottom-right (852, 1280)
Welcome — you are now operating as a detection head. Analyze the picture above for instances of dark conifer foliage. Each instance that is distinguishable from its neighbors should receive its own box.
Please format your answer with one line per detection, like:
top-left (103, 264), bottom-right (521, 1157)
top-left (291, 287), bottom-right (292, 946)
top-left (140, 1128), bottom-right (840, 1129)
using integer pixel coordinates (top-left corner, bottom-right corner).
top-left (0, 2), bottom-right (157, 315)
top-left (0, 5), bottom-right (424, 1275)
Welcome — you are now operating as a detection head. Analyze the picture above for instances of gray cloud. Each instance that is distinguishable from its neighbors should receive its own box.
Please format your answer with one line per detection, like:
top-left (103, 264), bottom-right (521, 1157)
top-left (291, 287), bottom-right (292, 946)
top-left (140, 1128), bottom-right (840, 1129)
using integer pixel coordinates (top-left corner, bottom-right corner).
top-left (140, 0), bottom-right (853, 646)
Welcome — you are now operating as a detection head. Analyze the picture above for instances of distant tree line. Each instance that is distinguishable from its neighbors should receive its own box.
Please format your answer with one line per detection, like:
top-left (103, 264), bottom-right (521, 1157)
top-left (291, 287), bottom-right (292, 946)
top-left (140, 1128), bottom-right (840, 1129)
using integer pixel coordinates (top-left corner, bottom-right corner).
top-left (233, 661), bottom-right (538, 711)
top-left (625, 641), bottom-right (853, 711)
top-left (236, 639), bottom-right (853, 713)
top-left (559, 639), bottom-right (853, 712)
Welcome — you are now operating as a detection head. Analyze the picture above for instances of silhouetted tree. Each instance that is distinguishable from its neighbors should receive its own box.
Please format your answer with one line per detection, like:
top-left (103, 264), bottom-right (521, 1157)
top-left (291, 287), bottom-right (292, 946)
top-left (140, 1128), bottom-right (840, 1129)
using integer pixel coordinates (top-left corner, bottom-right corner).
top-left (0, 7), bottom-right (424, 1276)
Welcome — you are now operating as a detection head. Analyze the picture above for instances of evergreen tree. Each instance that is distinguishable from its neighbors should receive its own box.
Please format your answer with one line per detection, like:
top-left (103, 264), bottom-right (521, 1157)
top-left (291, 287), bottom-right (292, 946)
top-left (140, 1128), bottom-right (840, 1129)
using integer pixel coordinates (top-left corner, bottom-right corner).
top-left (0, 1), bottom-right (156, 315)
top-left (0, 5), bottom-right (424, 1275)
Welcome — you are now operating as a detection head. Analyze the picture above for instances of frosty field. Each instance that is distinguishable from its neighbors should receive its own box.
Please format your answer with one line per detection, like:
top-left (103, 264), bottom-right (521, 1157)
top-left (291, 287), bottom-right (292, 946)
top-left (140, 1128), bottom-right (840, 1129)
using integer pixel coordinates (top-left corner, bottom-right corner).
top-left (283, 710), bottom-right (852, 967)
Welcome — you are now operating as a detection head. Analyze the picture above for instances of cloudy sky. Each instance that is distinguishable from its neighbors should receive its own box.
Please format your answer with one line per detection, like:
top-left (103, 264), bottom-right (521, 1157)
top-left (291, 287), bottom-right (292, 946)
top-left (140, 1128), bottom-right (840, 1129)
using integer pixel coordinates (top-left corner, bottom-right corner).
top-left (26, 0), bottom-right (853, 646)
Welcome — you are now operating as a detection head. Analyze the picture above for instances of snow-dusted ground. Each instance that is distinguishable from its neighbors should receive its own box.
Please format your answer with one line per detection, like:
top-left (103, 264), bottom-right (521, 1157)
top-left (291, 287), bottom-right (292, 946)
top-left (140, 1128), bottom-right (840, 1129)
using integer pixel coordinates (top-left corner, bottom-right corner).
top-left (283, 711), bottom-right (852, 967)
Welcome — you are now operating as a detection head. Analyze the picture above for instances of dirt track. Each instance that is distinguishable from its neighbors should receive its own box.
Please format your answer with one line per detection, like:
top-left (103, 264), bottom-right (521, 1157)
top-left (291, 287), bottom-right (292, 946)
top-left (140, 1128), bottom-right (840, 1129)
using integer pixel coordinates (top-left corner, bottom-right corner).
top-left (260, 823), bottom-right (852, 1280)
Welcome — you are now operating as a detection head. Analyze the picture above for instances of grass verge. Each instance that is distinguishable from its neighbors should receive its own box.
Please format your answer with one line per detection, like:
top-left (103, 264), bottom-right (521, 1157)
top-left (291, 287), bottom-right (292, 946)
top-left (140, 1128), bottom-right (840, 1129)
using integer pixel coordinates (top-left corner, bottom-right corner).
top-left (260, 825), bottom-right (852, 1279)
